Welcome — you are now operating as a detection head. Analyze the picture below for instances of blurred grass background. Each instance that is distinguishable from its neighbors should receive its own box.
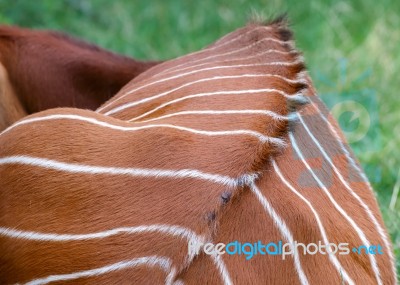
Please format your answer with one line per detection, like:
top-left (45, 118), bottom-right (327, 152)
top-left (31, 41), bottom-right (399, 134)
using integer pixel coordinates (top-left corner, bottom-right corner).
top-left (1, 0), bottom-right (398, 277)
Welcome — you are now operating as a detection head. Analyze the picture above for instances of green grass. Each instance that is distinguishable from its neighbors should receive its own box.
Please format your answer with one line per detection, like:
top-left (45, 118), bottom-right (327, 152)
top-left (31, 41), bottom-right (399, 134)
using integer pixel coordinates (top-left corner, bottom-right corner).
top-left (1, 0), bottom-right (399, 278)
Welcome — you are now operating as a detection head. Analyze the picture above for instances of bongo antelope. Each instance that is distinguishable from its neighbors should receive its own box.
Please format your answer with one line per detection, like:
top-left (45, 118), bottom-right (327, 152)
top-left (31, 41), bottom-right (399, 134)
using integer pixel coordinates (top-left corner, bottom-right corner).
top-left (0, 17), bottom-right (396, 284)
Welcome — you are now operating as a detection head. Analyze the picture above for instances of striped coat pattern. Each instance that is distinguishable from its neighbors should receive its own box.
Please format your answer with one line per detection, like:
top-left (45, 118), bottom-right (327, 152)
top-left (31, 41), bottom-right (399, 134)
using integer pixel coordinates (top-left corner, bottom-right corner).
top-left (0, 18), bottom-right (397, 284)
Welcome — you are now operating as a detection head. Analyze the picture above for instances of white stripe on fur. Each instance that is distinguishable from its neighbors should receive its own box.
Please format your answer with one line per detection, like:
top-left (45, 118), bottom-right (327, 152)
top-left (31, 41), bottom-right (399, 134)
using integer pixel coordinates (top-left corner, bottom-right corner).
top-left (142, 26), bottom-right (279, 79)
top-left (0, 114), bottom-right (285, 146)
top-left (249, 179), bottom-right (309, 285)
top-left (211, 253), bottom-right (233, 285)
top-left (102, 73), bottom-right (305, 115)
top-left (138, 109), bottom-right (291, 123)
top-left (99, 60), bottom-right (302, 114)
top-left (289, 132), bottom-right (382, 285)
top-left (273, 159), bottom-right (355, 285)
top-left (158, 43), bottom-right (295, 77)
top-left (0, 224), bottom-right (200, 242)
top-left (127, 89), bottom-right (305, 122)
top-left (25, 256), bottom-right (172, 285)
top-left (298, 111), bottom-right (395, 283)
top-left (309, 100), bottom-right (371, 187)
top-left (0, 155), bottom-right (238, 187)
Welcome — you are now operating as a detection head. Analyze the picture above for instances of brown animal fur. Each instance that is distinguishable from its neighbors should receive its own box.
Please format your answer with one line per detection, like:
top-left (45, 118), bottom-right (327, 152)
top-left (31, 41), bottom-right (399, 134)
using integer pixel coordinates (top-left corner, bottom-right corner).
top-left (0, 18), bottom-right (396, 284)
top-left (0, 62), bottom-right (27, 131)
top-left (0, 25), bottom-right (162, 131)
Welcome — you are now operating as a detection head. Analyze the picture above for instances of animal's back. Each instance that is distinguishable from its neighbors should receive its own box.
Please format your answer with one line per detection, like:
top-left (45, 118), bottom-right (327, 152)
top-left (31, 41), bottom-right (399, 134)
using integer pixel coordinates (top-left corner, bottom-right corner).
top-left (0, 17), bottom-right (397, 285)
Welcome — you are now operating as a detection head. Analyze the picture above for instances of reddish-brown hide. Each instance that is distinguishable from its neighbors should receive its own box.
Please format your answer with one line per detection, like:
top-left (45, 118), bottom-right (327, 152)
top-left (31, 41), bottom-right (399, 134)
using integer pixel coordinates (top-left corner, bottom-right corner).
top-left (0, 25), bottom-right (162, 131)
top-left (0, 18), bottom-right (397, 284)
